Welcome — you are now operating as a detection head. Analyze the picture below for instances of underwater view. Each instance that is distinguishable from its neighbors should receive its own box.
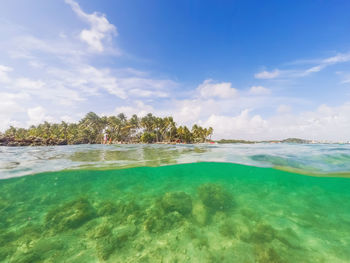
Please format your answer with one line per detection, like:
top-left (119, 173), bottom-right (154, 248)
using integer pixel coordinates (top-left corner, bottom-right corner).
top-left (1, 144), bottom-right (350, 262)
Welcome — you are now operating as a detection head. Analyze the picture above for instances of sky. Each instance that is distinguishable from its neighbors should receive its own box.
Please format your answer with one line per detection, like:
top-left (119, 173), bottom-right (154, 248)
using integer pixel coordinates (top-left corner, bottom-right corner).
top-left (1, 0), bottom-right (350, 141)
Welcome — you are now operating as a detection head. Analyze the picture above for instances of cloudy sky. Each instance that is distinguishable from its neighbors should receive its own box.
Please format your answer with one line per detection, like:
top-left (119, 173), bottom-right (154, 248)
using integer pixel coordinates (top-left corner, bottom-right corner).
top-left (1, 0), bottom-right (350, 140)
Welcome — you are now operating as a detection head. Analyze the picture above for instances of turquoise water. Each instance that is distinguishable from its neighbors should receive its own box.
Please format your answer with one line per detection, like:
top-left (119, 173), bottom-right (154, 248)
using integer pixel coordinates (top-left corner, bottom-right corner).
top-left (1, 144), bottom-right (350, 262)
top-left (2, 143), bottom-right (350, 178)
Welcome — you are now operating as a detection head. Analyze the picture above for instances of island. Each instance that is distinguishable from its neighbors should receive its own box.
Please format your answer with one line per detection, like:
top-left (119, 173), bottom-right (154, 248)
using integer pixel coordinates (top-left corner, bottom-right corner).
top-left (0, 112), bottom-right (213, 146)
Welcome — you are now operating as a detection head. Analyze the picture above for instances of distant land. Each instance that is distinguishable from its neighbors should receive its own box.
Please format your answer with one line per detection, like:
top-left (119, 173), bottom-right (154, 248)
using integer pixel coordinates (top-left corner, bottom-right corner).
top-left (216, 138), bottom-right (309, 144)
top-left (216, 138), bottom-right (349, 144)
top-left (0, 112), bottom-right (213, 147)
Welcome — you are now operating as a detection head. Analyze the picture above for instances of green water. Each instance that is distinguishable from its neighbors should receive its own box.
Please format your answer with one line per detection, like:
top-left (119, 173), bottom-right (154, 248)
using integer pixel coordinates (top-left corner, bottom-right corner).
top-left (1, 162), bottom-right (350, 262)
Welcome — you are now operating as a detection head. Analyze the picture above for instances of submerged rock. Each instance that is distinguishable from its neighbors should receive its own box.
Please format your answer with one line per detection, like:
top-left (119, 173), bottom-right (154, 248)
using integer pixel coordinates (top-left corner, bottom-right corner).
top-left (160, 191), bottom-right (192, 216)
top-left (219, 219), bottom-right (237, 237)
top-left (192, 201), bottom-right (208, 226)
top-left (197, 183), bottom-right (234, 212)
top-left (96, 223), bottom-right (137, 260)
top-left (10, 251), bottom-right (42, 263)
top-left (254, 246), bottom-right (284, 263)
top-left (249, 223), bottom-right (277, 244)
top-left (45, 197), bottom-right (95, 232)
top-left (90, 223), bottom-right (113, 239)
top-left (143, 191), bottom-right (192, 233)
top-left (97, 201), bottom-right (118, 217)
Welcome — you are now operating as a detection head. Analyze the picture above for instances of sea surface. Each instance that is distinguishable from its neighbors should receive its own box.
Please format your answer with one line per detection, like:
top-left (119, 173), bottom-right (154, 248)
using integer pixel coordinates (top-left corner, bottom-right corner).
top-left (1, 143), bottom-right (350, 262)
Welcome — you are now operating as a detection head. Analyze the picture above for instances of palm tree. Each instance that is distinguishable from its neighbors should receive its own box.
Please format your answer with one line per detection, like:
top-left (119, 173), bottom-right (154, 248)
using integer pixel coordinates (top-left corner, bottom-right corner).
top-left (79, 112), bottom-right (103, 143)
top-left (141, 113), bottom-right (155, 133)
top-left (5, 126), bottom-right (17, 138)
top-left (59, 121), bottom-right (68, 141)
top-left (2, 111), bottom-right (213, 145)
top-left (207, 127), bottom-right (213, 141)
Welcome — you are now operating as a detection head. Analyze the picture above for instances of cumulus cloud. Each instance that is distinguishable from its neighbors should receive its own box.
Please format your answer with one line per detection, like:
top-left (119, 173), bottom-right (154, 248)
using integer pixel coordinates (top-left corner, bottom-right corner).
top-left (197, 79), bottom-right (237, 99)
top-left (249, 86), bottom-right (271, 95)
top-left (254, 69), bottom-right (280, 79)
top-left (200, 110), bottom-right (267, 139)
top-left (65, 0), bottom-right (117, 52)
top-left (114, 101), bottom-right (154, 117)
top-left (197, 102), bottom-right (350, 141)
top-left (27, 106), bottom-right (55, 126)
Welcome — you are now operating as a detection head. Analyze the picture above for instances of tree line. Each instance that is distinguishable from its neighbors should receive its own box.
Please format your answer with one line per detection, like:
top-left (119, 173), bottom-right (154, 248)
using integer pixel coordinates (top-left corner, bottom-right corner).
top-left (1, 112), bottom-right (213, 145)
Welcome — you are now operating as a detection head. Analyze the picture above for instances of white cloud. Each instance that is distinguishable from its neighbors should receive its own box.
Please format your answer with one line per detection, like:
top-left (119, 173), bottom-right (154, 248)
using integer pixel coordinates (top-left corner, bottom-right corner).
top-left (197, 79), bottom-right (237, 99)
top-left (342, 75), bottom-right (350, 84)
top-left (173, 101), bottom-right (202, 124)
top-left (60, 115), bottom-right (77, 123)
top-left (77, 66), bottom-right (126, 98)
top-left (129, 89), bottom-right (168, 98)
top-left (323, 53), bottom-right (350, 64)
top-left (114, 101), bottom-right (154, 117)
top-left (197, 102), bottom-right (350, 141)
top-left (0, 92), bottom-right (29, 130)
top-left (27, 106), bottom-right (55, 126)
top-left (0, 65), bottom-right (13, 83)
top-left (15, 78), bottom-right (45, 90)
top-left (256, 52), bottom-right (350, 80)
top-left (0, 92), bottom-right (28, 115)
top-left (254, 69), bottom-right (280, 79)
top-left (65, 0), bottom-right (117, 52)
top-left (200, 110), bottom-right (267, 139)
top-left (276, 104), bottom-right (291, 114)
top-left (249, 86), bottom-right (271, 95)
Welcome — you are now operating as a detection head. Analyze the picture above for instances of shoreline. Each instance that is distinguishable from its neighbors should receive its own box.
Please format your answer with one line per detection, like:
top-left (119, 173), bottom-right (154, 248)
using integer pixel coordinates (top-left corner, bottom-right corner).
top-left (0, 136), bottom-right (217, 147)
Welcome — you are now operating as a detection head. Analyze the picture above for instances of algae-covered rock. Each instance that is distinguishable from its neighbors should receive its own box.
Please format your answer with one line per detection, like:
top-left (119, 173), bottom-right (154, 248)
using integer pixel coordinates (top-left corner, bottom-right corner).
top-left (97, 201), bottom-right (118, 217)
top-left (0, 246), bottom-right (15, 262)
top-left (0, 231), bottom-right (17, 246)
top-left (250, 223), bottom-right (276, 244)
top-left (219, 219), bottom-right (237, 237)
top-left (96, 224), bottom-right (137, 260)
top-left (197, 183), bottom-right (233, 212)
top-left (113, 224), bottom-right (137, 242)
top-left (192, 201), bottom-right (208, 226)
top-left (163, 211), bottom-right (184, 229)
top-left (143, 209), bottom-right (184, 233)
top-left (254, 246), bottom-right (284, 263)
top-left (45, 197), bottom-right (95, 232)
top-left (97, 235), bottom-right (117, 261)
top-left (143, 192), bottom-right (191, 233)
top-left (90, 223), bottom-right (113, 239)
top-left (112, 199), bottom-right (142, 223)
top-left (10, 251), bottom-right (42, 263)
top-left (160, 191), bottom-right (192, 216)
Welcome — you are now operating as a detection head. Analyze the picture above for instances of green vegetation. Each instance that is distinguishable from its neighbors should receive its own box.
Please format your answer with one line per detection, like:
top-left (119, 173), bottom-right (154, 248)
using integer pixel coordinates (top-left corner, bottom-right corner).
top-left (0, 112), bottom-right (213, 146)
top-left (280, 138), bottom-right (311, 144)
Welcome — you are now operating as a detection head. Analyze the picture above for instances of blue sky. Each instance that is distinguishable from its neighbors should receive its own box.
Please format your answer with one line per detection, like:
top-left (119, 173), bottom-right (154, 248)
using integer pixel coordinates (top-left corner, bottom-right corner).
top-left (1, 0), bottom-right (350, 140)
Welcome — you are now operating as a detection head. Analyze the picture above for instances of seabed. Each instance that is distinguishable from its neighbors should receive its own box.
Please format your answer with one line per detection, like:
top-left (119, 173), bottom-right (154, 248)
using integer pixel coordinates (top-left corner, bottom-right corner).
top-left (1, 162), bottom-right (350, 262)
